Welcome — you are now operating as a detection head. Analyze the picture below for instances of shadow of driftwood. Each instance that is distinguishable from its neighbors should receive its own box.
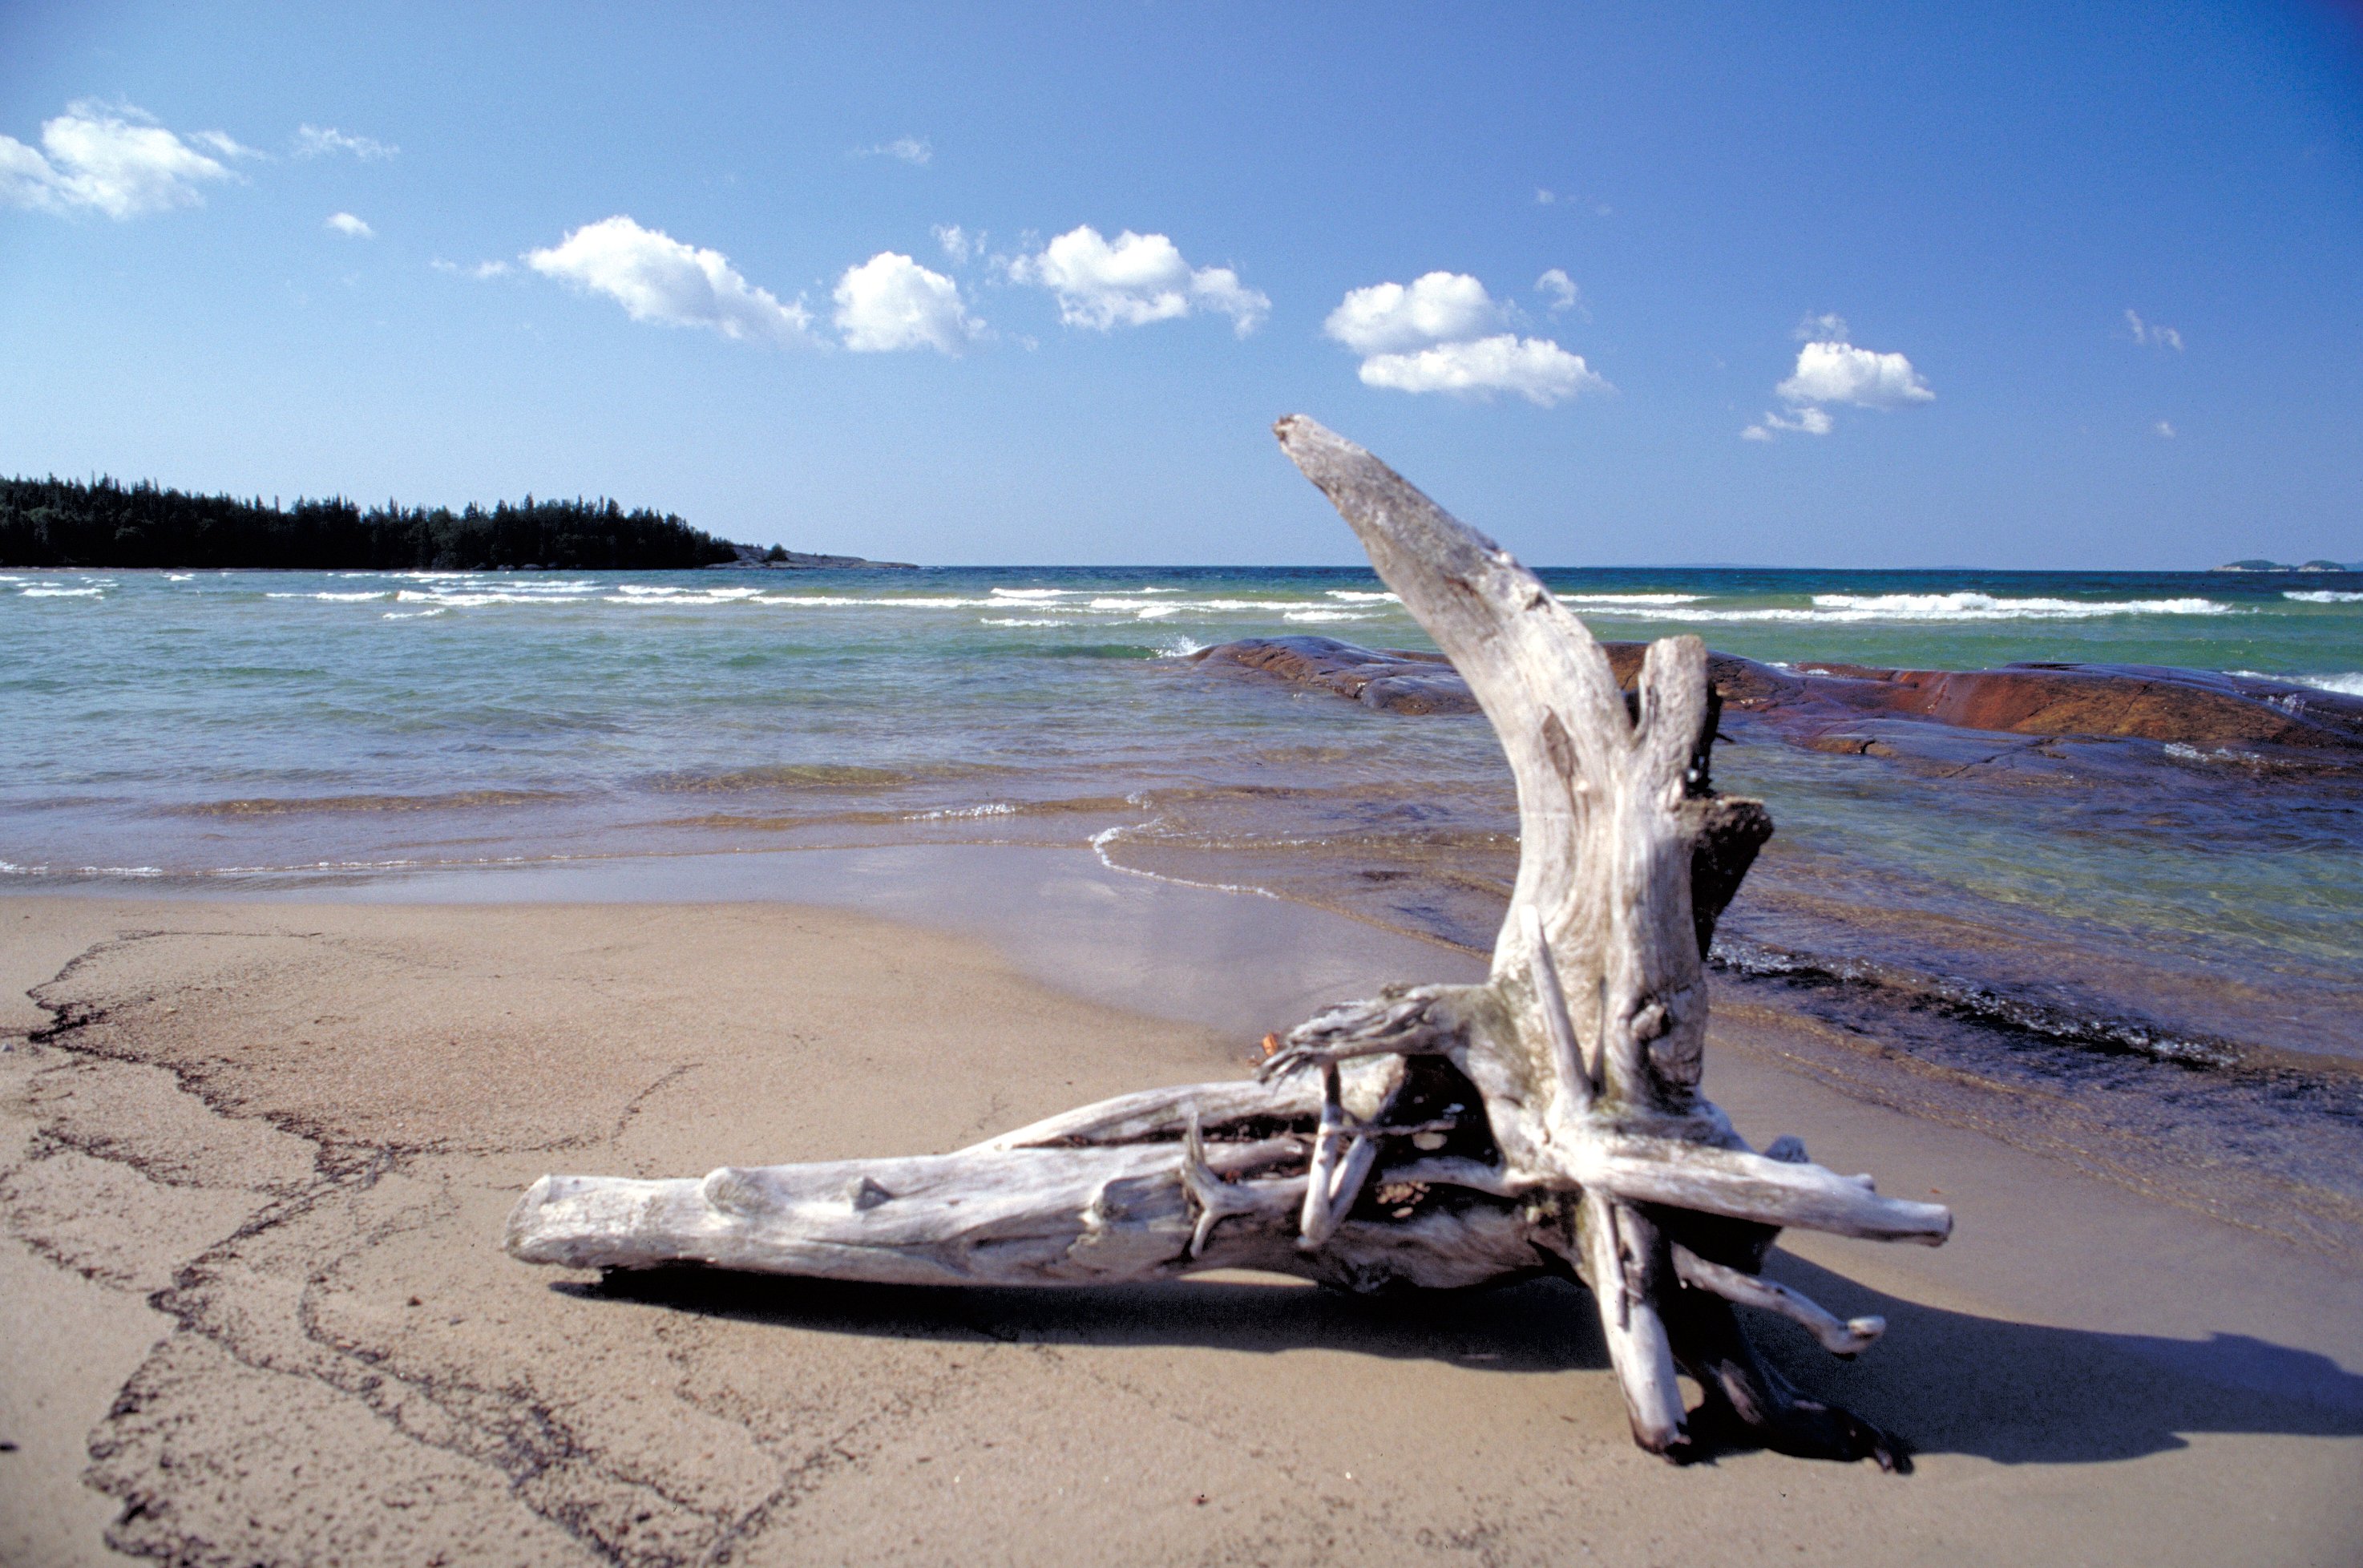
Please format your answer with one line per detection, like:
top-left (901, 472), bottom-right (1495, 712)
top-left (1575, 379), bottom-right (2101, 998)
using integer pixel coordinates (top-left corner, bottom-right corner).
top-left (559, 1251), bottom-right (2363, 1465)
top-left (567, 1267), bottom-right (1606, 1376)
top-left (1750, 1254), bottom-right (2363, 1464)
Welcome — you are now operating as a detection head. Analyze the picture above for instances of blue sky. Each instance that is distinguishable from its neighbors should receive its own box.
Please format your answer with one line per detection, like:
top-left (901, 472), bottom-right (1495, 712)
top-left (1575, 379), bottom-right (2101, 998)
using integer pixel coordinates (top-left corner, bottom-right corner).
top-left (2, 2), bottom-right (2358, 567)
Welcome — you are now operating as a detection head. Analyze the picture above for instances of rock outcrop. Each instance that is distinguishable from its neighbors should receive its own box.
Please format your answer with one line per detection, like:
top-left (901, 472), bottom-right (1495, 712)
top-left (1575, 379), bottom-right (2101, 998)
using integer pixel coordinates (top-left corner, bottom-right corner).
top-left (1191, 635), bottom-right (2363, 760)
top-left (1190, 636), bottom-right (1477, 714)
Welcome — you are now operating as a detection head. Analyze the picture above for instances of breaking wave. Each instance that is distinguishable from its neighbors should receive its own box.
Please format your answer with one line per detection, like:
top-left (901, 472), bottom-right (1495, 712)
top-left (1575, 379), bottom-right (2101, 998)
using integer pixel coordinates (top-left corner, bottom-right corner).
top-left (1665, 592), bottom-right (2235, 624)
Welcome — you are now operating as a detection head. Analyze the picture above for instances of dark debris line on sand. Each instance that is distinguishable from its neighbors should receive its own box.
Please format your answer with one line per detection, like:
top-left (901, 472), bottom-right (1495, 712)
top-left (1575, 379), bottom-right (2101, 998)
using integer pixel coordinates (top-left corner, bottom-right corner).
top-left (3, 931), bottom-right (749, 1566)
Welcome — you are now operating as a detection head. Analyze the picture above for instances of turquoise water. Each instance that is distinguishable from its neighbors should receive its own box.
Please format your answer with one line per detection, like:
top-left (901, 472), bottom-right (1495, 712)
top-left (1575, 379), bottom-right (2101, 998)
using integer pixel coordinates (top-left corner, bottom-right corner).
top-left (3, 561), bottom-right (2355, 955)
top-left (0, 557), bottom-right (2353, 1147)
top-left (4, 561), bottom-right (2360, 1246)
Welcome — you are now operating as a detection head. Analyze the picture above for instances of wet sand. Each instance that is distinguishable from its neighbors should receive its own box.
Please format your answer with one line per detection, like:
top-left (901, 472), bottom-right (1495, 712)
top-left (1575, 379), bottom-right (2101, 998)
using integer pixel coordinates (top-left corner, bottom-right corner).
top-left (3, 856), bottom-right (2359, 1566)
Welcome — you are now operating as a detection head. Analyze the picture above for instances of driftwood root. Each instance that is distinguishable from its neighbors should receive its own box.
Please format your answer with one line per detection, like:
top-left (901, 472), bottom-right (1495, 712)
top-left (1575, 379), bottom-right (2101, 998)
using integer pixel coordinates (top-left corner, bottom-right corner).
top-left (506, 416), bottom-right (1953, 1466)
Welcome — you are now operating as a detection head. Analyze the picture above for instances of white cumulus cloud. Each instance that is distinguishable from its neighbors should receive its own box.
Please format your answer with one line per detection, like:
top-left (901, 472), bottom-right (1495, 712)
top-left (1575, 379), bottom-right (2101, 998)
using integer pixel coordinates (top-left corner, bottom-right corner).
top-left (1324, 272), bottom-right (1503, 354)
top-left (833, 251), bottom-right (981, 354)
top-left (1747, 320), bottom-right (1931, 438)
top-left (1742, 406), bottom-right (1835, 441)
top-left (1006, 225), bottom-right (1269, 336)
top-left (933, 223), bottom-right (984, 265)
top-left (2125, 309), bottom-right (2183, 351)
top-left (1326, 272), bottom-right (1605, 405)
top-left (325, 211), bottom-right (373, 238)
top-left (188, 130), bottom-right (263, 160)
top-left (1777, 340), bottom-right (1935, 409)
top-left (1536, 268), bottom-right (1581, 316)
top-left (524, 216), bottom-right (811, 346)
top-left (0, 99), bottom-right (238, 218)
top-left (1359, 336), bottom-right (1606, 406)
top-left (2155, 419), bottom-right (2176, 438)
top-left (294, 124), bottom-right (396, 160)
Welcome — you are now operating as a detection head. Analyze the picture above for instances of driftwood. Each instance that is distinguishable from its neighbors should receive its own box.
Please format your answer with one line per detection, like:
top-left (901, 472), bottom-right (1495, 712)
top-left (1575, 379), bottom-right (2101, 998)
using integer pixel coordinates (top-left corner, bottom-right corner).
top-left (507, 416), bottom-right (1951, 1466)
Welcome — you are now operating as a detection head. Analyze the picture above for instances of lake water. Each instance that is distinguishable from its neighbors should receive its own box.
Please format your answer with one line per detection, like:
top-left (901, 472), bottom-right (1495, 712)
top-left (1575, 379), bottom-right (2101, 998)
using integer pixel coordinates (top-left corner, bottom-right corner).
top-left (5, 562), bottom-right (2360, 1254)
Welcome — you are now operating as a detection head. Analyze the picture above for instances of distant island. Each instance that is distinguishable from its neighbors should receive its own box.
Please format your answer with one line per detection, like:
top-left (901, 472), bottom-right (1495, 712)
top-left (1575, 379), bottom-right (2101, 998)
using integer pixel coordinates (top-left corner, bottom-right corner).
top-left (2212, 558), bottom-right (2358, 573)
top-left (0, 475), bottom-right (909, 572)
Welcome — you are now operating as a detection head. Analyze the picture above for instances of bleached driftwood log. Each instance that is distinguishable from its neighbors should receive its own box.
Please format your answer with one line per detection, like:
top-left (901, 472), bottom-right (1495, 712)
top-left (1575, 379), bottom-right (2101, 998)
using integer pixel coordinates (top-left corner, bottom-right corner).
top-left (507, 415), bottom-right (1951, 1467)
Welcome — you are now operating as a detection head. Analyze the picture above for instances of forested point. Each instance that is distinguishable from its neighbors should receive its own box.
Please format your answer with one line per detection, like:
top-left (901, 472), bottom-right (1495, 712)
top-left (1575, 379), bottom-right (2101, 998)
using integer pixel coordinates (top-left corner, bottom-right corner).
top-left (0, 475), bottom-right (744, 570)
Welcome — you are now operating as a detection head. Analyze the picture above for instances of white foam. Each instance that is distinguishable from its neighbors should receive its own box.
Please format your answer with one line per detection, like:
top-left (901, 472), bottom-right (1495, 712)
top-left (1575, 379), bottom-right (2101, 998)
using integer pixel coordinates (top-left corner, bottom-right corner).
top-left (1086, 596), bottom-right (1287, 613)
top-left (2285, 590), bottom-right (2363, 604)
top-left (1156, 636), bottom-right (1208, 657)
top-left (935, 594), bottom-right (1348, 617)
top-left (989, 587), bottom-right (1068, 600)
top-left (21, 586), bottom-right (103, 598)
top-left (2165, 742), bottom-right (2264, 764)
top-left (1282, 608), bottom-right (1373, 623)
top-left (1553, 592), bottom-right (1705, 607)
top-left (381, 608), bottom-right (447, 619)
top-left (907, 802), bottom-right (1018, 820)
top-left (979, 616), bottom-right (1060, 627)
top-left (1088, 824), bottom-right (1279, 900)
top-left (208, 857), bottom-right (431, 874)
top-left (396, 588), bottom-right (606, 607)
top-left (1648, 592), bottom-right (2236, 624)
top-left (265, 590), bottom-right (390, 602)
top-left (1325, 589), bottom-right (1401, 604)
top-left (1814, 592), bottom-right (2228, 620)
top-left (375, 574), bottom-right (598, 603)
top-left (604, 585), bottom-right (767, 605)
top-left (2243, 671), bottom-right (2363, 697)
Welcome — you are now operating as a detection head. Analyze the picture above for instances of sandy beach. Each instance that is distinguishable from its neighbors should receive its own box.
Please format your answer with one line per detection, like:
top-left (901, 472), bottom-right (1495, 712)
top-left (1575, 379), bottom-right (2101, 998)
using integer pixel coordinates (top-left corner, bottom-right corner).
top-left (3, 852), bottom-right (2357, 1567)
top-left (11, 2), bottom-right (2361, 1562)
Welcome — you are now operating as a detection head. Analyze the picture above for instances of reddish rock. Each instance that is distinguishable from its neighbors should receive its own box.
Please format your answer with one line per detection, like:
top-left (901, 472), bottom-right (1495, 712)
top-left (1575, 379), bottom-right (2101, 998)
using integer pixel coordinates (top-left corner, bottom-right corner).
top-left (1190, 636), bottom-right (1476, 714)
top-left (1194, 636), bottom-right (2363, 758)
top-left (1767, 658), bottom-right (2363, 752)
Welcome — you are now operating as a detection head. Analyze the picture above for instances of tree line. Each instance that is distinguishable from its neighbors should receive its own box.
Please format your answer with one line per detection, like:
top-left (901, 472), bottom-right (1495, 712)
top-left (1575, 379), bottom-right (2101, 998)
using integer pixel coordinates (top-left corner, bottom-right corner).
top-left (0, 475), bottom-right (745, 570)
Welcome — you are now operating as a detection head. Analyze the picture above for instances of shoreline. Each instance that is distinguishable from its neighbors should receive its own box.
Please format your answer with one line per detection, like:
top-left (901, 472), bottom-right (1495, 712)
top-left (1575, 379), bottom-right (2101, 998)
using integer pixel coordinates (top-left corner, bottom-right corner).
top-left (12, 838), bottom-right (2361, 1264)
top-left (4, 863), bottom-right (2361, 1564)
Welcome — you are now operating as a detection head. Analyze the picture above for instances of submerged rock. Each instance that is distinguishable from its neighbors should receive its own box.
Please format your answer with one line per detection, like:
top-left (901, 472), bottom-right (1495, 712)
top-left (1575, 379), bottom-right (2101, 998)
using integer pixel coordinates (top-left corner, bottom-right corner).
top-left (1190, 636), bottom-right (1479, 714)
top-left (1192, 636), bottom-right (2363, 760)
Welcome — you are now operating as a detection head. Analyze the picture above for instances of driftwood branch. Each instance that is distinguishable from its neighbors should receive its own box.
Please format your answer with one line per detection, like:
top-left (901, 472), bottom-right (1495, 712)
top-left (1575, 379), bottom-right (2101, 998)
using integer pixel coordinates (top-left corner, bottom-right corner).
top-left (507, 415), bottom-right (1950, 1468)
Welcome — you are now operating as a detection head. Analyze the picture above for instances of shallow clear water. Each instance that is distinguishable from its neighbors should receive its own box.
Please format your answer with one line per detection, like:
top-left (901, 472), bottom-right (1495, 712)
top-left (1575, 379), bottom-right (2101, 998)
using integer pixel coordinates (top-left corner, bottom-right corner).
top-left (5, 561), bottom-right (2361, 1249)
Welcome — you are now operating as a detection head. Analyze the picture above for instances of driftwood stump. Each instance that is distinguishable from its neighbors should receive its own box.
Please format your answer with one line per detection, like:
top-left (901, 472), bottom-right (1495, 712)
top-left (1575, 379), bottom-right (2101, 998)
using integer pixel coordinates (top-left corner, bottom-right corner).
top-left (507, 416), bottom-right (1952, 1466)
